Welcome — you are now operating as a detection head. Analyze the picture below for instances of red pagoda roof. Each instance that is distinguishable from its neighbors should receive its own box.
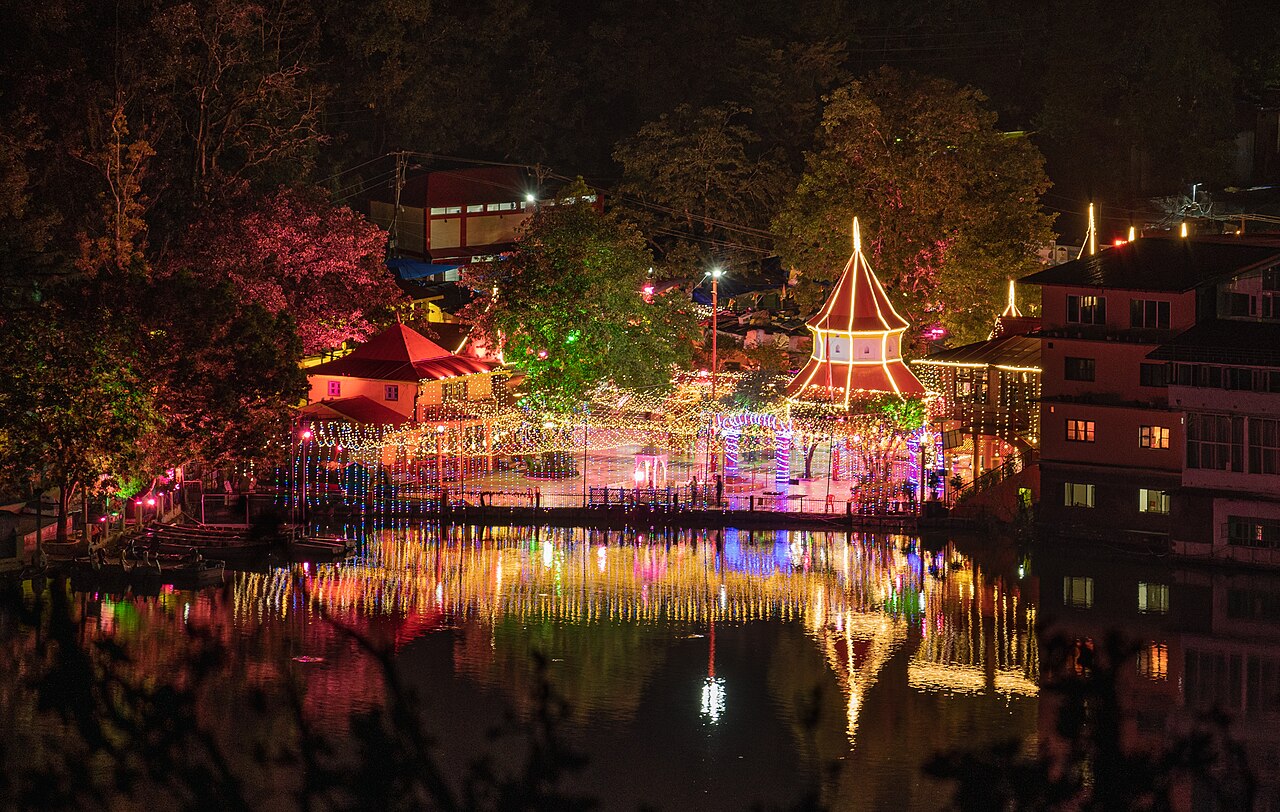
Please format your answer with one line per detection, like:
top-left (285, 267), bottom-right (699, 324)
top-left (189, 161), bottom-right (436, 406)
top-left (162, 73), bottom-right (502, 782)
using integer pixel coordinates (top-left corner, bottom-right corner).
top-left (299, 396), bottom-right (409, 425)
top-left (786, 217), bottom-right (925, 404)
top-left (807, 219), bottom-right (909, 333)
top-left (308, 323), bottom-right (497, 382)
top-left (786, 358), bottom-right (925, 401)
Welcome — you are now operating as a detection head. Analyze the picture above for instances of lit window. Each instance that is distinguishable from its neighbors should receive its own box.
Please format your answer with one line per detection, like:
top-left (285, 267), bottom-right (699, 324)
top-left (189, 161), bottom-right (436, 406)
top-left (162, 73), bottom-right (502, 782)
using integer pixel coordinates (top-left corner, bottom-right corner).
top-left (1137, 643), bottom-right (1168, 680)
top-left (1139, 426), bottom-right (1170, 449)
top-left (1066, 419), bottom-right (1095, 442)
top-left (1063, 576), bottom-right (1094, 608)
top-left (1138, 488), bottom-right (1170, 514)
top-left (429, 206), bottom-right (462, 216)
top-left (327, 380), bottom-right (341, 397)
top-left (486, 202), bottom-right (517, 212)
top-left (1064, 482), bottom-right (1095, 508)
top-left (1139, 582), bottom-right (1170, 614)
top-left (384, 385), bottom-right (399, 401)
top-left (1066, 294), bottom-right (1106, 325)
top-left (466, 204), bottom-right (484, 213)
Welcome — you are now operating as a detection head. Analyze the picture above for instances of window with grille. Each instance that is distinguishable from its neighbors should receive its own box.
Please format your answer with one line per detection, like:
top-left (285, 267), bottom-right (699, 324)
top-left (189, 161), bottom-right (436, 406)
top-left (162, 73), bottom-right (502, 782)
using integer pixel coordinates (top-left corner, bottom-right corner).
top-left (1139, 425), bottom-right (1170, 449)
top-left (1130, 299), bottom-right (1170, 329)
top-left (1066, 419), bottom-right (1095, 442)
top-left (1067, 294), bottom-right (1106, 324)
top-left (327, 380), bottom-right (341, 397)
top-left (442, 379), bottom-right (468, 402)
top-left (1249, 417), bottom-right (1280, 474)
top-left (1139, 363), bottom-right (1168, 387)
top-left (1187, 413), bottom-right (1244, 472)
top-left (1063, 576), bottom-right (1094, 607)
top-left (1227, 516), bottom-right (1280, 549)
top-left (384, 385), bottom-right (399, 402)
top-left (1137, 643), bottom-right (1168, 680)
top-left (1139, 583), bottom-right (1170, 614)
top-left (1064, 357), bottom-right (1095, 381)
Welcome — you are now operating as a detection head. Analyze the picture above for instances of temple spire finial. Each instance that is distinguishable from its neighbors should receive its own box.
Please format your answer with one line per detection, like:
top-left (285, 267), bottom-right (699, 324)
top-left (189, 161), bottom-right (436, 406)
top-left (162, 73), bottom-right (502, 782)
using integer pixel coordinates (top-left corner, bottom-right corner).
top-left (852, 216), bottom-right (861, 255)
top-left (1002, 279), bottom-right (1022, 318)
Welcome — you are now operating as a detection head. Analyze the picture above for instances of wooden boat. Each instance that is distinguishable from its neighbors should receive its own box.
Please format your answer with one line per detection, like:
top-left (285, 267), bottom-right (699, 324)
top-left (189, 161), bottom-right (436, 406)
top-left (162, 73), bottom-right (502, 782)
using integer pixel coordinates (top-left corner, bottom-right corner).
top-left (66, 551), bottom-right (224, 591)
top-left (133, 523), bottom-right (355, 565)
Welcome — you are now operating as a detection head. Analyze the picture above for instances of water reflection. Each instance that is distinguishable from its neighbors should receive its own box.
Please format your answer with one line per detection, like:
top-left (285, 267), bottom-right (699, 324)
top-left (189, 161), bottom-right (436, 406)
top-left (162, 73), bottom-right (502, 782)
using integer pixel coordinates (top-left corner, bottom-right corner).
top-left (228, 526), bottom-right (1039, 745)
top-left (26, 526), bottom-right (1040, 810)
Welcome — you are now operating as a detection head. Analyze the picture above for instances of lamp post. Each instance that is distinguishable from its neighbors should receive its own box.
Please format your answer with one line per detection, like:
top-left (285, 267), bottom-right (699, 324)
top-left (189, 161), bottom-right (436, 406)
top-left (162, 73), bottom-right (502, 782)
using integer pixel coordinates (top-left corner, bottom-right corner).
top-left (709, 266), bottom-right (723, 478)
top-left (299, 427), bottom-right (312, 529)
top-left (710, 266), bottom-right (722, 402)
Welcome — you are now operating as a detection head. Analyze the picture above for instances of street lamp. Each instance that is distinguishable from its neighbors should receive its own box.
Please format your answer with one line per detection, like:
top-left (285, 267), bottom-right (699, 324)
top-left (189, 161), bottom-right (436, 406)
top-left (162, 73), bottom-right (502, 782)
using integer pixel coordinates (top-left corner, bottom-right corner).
top-left (709, 266), bottom-right (723, 402)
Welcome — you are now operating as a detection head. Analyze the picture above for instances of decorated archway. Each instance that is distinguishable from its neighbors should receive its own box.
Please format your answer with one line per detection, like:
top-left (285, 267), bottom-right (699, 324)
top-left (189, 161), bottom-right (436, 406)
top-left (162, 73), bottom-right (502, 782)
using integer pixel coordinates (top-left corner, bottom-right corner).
top-left (712, 412), bottom-right (793, 489)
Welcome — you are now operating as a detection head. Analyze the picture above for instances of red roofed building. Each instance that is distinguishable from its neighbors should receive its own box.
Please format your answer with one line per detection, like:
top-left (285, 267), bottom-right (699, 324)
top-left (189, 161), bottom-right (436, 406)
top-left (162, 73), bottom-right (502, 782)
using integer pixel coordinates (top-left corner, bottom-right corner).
top-left (786, 218), bottom-right (926, 406)
top-left (306, 323), bottom-right (499, 423)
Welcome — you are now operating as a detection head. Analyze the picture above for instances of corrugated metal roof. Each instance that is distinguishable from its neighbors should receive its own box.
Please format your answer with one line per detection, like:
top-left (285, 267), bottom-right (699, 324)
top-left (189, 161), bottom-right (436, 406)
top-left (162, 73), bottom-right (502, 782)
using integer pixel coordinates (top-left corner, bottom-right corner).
top-left (1147, 319), bottom-right (1280, 367)
top-left (914, 334), bottom-right (1041, 369)
top-left (1021, 237), bottom-right (1280, 292)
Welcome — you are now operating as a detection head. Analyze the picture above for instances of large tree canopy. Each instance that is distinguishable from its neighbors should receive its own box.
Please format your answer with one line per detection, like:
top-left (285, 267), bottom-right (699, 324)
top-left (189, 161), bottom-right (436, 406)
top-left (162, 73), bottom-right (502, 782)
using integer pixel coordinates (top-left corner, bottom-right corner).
top-left (462, 180), bottom-right (699, 408)
top-left (773, 68), bottom-right (1055, 347)
top-left (173, 184), bottom-right (399, 355)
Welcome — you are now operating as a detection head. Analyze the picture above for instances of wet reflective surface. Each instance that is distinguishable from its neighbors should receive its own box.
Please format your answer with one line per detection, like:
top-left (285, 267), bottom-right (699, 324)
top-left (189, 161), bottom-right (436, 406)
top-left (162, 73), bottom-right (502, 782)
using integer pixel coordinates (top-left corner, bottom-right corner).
top-left (14, 524), bottom-right (1280, 809)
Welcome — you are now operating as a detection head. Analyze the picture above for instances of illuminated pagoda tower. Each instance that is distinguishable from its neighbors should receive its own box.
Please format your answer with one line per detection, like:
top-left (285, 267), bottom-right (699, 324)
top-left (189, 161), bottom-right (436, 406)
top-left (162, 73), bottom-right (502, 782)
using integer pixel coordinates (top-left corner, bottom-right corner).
top-left (786, 217), bottom-right (925, 406)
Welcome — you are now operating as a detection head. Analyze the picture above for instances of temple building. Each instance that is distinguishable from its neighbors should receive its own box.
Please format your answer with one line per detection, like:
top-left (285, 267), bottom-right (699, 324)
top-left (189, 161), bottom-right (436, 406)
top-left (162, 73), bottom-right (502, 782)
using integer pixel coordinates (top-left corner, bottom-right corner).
top-left (303, 322), bottom-right (500, 424)
top-left (786, 218), bottom-right (925, 406)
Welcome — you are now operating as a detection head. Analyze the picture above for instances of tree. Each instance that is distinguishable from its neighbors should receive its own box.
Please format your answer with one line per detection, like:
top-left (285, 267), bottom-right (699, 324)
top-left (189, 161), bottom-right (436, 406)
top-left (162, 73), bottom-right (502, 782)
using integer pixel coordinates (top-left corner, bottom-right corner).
top-left (148, 0), bottom-right (328, 196)
top-left (174, 183), bottom-right (400, 355)
top-left (0, 298), bottom-right (158, 541)
top-left (613, 103), bottom-right (790, 276)
top-left (462, 179), bottom-right (699, 409)
top-left (1035, 0), bottom-right (1236, 205)
top-left (773, 68), bottom-right (1055, 348)
top-left (134, 271), bottom-right (308, 470)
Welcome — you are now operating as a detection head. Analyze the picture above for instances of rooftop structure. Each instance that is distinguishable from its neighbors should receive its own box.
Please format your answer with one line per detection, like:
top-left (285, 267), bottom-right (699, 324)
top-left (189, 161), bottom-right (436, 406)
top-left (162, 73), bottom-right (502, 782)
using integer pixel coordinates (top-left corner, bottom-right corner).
top-left (786, 218), bottom-right (926, 405)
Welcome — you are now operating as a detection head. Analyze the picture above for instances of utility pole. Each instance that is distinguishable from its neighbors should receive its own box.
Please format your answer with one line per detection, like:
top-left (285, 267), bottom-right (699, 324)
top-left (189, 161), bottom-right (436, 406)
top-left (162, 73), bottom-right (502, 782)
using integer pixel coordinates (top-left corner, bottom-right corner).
top-left (389, 151), bottom-right (406, 257)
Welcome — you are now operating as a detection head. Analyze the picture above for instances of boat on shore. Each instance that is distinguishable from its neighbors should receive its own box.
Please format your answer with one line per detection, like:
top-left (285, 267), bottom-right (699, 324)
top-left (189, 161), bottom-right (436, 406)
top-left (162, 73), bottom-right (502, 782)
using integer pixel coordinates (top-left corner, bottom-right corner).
top-left (67, 549), bottom-right (225, 591)
top-left (134, 523), bottom-right (355, 565)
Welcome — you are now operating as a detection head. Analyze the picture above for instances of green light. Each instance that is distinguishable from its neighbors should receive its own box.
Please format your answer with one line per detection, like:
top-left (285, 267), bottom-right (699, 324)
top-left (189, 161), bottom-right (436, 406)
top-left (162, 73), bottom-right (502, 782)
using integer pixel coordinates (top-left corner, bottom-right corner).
top-left (566, 330), bottom-right (580, 344)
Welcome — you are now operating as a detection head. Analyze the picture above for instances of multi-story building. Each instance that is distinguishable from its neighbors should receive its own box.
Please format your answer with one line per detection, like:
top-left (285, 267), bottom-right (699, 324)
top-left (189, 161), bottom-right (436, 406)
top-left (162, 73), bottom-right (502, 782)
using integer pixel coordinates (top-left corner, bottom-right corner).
top-left (1024, 237), bottom-right (1280, 551)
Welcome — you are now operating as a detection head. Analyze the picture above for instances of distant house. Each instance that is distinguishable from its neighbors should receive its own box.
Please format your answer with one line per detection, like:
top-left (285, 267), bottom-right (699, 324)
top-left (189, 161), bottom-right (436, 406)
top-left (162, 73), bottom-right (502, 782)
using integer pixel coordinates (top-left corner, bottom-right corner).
top-left (369, 166), bottom-right (602, 268)
top-left (304, 323), bottom-right (500, 424)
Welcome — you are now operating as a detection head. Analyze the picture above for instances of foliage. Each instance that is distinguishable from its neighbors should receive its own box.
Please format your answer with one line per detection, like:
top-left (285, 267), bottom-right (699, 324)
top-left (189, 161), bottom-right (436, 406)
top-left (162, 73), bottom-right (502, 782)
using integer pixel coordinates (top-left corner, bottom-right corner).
top-left (462, 179), bottom-right (699, 409)
top-left (612, 103), bottom-right (789, 275)
top-left (148, 0), bottom-right (328, 195)
top-left (173, 183), bottom-right (399, 355)
top-left (873, 394), bottom-right (927, 433)
top-left (134, 271), bottom-right (308, 469)
top-left (0, 299), bottom-right (158, 539)
top-left (1034, 0), bottom-right (1236, 204)
top-left (773, 68), bottom-right (1055, 348)
top-left (73, 105), bottom-right (154, 276)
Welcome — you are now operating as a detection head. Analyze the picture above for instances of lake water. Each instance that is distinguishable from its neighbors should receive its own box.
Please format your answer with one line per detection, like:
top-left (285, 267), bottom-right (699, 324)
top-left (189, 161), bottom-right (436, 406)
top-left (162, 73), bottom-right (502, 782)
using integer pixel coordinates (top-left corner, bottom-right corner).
top-left (21, 522), bottom-right (1256, 810)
